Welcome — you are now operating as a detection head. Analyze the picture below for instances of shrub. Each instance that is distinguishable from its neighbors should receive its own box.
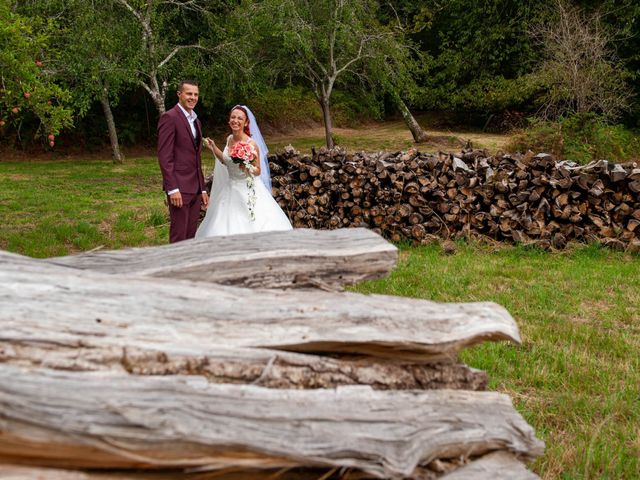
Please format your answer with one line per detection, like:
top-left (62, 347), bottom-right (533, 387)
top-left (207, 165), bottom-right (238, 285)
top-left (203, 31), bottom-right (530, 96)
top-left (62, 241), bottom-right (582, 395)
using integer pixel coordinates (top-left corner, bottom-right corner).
top-left (248, 87), bottom-right (323, 133)
top-left (248, 87), bottom-right (382, 133)
top-left (507, 113), bottom-right (640, 164)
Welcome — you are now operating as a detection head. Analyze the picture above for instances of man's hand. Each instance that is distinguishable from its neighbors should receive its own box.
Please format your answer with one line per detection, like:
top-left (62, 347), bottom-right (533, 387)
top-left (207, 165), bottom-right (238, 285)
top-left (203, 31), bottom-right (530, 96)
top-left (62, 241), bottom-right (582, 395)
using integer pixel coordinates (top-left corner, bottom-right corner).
top-left (201, 192), bottom-right (209, 209)
top-left (169, 191), bottom-right (183, 208)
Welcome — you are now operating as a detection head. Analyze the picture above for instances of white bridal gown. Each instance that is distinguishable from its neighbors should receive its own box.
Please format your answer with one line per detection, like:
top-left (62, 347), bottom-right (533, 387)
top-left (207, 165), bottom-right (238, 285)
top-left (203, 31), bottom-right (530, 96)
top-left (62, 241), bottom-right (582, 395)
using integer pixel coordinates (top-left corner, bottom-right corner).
top-left (195, 146), bottom-right (293, 237)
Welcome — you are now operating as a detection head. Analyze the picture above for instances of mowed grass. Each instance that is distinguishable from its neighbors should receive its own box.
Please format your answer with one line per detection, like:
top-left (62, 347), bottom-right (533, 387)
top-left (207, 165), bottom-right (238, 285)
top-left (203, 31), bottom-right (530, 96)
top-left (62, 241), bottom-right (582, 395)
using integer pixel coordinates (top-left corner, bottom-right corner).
top-left (353, 243), bottom-right (639, 480)
top-left (1, 147), bottom-right (638, 479)
top-left (0, 157), bottom-right (169, 257)
top-left (267, 118), bottom-right (510, 153)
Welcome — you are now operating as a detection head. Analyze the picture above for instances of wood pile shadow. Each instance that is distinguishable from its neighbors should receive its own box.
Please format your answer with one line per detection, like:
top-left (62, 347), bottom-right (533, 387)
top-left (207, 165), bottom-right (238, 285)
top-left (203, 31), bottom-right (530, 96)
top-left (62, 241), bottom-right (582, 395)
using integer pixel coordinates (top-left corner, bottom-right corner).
top-left (269, 146), bottom-right (640, 252)
top-left (0, 228), bottom-right (543, 479)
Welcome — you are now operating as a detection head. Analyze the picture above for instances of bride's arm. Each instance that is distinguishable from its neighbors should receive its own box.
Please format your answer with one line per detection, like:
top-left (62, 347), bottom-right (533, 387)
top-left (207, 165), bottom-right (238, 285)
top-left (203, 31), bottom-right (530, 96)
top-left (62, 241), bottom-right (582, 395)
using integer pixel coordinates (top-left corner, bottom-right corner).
top-left (204, 137), bottom-right (225, 162)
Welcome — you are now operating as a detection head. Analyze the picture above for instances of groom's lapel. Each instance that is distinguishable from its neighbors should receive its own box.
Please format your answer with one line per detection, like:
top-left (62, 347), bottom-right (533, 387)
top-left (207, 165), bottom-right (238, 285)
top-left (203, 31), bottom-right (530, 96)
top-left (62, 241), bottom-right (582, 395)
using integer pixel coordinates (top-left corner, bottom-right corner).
top-left (195, 119), bottom-right (202, 153)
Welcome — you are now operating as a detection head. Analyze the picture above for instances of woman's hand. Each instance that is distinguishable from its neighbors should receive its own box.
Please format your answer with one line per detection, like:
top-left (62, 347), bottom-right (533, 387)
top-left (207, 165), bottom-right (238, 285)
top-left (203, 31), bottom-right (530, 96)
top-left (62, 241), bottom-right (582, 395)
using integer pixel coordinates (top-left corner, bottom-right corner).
top-left (203, 137), bottom-right (216, 153)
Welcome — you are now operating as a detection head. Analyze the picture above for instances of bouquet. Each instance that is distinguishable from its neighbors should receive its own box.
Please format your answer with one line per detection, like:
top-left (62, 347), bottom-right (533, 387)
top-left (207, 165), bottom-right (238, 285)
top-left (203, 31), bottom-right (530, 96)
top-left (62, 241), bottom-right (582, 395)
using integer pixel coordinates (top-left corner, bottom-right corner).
top-left (229, 141), bottom-right (257, 167)
top-left (229, 141), bottom-right (258, 221)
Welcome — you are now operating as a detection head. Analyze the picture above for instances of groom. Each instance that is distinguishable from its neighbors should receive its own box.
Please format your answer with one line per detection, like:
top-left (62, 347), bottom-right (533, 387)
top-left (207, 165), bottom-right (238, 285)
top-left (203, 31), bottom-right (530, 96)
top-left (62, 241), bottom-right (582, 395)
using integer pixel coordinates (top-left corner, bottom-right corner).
top-left (157, 80), bottom-right (209, 243)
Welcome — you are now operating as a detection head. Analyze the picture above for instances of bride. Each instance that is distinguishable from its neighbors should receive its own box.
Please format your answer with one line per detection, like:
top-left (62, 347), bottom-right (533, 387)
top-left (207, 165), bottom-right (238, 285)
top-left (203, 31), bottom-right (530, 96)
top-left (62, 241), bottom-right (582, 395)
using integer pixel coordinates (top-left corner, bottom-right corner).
top-left (195, 105), bottom-right (292, 237)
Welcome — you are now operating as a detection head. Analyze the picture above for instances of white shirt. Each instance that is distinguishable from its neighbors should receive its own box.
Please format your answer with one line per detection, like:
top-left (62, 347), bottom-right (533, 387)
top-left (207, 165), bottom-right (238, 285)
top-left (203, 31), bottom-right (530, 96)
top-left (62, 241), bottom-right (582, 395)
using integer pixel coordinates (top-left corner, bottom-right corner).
top-left (177, 103), bottom-right (197, 138)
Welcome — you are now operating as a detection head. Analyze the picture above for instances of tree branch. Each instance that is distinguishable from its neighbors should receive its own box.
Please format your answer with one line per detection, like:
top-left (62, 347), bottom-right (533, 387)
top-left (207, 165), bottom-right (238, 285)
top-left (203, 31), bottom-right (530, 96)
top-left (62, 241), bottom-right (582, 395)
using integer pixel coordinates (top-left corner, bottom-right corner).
top-left (157, 44), bottom-right (205, 70)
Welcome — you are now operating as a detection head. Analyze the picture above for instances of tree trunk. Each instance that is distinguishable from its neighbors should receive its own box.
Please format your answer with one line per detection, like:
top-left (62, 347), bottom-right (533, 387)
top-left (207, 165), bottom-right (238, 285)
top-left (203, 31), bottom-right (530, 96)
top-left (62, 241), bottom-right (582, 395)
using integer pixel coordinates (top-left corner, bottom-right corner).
top-left (150, 84), bottom-right (166, 116)
top-left (319, 95), bottom-right (335, 149)
top-left (394, 92), bottom-right (429, 143)
top-left (0, 229), bottom-right (544, 478)
top-left (47, 227), bottom-right (398, 290)
top-left (99, 80), bottom-right (124, 164)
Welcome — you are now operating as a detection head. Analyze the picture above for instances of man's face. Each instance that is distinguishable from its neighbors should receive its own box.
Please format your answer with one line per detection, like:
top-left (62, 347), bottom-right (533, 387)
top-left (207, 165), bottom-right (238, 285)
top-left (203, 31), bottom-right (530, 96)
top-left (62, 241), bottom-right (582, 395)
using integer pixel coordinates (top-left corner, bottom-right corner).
top-left (177, 83), bottom-right (199, 112)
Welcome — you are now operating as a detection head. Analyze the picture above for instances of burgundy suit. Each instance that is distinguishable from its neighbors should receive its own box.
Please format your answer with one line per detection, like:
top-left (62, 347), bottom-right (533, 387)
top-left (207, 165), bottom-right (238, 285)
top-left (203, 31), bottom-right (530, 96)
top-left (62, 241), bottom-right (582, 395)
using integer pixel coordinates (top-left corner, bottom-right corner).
top-left (157, 105), bottom-right (206, 243)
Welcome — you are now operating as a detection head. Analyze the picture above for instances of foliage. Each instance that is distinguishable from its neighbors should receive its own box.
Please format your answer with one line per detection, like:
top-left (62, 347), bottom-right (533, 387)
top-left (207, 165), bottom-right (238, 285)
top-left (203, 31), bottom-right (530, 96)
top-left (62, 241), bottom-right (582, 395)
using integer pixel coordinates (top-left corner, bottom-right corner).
top-left (0, 0), bottom-right (72, 141)
top-left (60, 1), bottom-right (138, 115)
top-left (237, 0), bottom-right (417, 147)
top-left (242, 86), bottom-right (323, 132)
top-left (411, 0), bottom-right (551, 114)
top-left (530, 0), bottom-right (632, 122)
top-left (588, 0), bottom-right (640, 126)
top-left (507, 112), bottom-right (640, 163)
top-left (4, 0), bottom-right (640, 148)
top-left (108, 0), bottom-right (232, 114)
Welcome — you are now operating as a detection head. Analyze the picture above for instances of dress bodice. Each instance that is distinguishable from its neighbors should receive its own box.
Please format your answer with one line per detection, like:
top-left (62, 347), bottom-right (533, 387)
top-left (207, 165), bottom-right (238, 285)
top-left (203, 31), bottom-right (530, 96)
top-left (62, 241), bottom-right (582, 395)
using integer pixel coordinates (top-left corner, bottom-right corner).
top-left (222, 146), bottom-right (249, 181)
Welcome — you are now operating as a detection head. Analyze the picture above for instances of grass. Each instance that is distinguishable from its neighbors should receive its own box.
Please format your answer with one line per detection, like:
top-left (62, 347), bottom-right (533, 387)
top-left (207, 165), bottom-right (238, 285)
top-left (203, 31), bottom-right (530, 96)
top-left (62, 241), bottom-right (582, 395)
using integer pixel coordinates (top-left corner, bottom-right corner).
top-left (0, 130), bottom-right (638, 478)
top-left (267, 117), bottom-right (510, 153)
top-left (0, 157), bottom-right (168, 257)
top-left (352, 242), bottom-right (639, 479)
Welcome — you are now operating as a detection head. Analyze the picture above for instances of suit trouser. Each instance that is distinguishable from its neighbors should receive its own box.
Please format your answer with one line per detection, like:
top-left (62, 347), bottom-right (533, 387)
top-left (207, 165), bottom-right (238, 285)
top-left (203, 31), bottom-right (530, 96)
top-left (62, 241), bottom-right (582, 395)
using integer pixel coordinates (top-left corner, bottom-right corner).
top-left (168, 192), bottom-right (201, 243)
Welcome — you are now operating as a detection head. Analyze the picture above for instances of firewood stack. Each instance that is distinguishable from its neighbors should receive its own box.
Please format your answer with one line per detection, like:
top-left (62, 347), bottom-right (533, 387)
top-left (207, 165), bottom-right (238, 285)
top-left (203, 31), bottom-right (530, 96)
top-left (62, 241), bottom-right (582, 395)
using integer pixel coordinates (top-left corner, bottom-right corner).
top-left (0, 229), bottom-right (544, 479)
top-left (269, 146), bottom-right (640, 251)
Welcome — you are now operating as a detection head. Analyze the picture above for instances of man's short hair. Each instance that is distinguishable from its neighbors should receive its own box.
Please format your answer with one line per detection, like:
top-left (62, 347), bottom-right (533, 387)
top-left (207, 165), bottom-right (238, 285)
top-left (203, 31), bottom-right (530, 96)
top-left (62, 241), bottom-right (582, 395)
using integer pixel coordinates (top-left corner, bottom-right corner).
top-left (178, 79), bottom-right (199, 91)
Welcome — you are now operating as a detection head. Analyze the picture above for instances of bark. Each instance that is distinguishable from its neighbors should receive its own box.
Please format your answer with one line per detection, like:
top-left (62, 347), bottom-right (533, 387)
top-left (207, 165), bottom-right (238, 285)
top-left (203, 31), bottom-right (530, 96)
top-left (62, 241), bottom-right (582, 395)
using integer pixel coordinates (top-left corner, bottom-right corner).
top-left (0, 250), bottom-right (521, 363)
top-left (46, 228), bottom-right (398, 290)
top-left (394, 93), bottom-right (429, 143)
top-left (99, 80), bottom-right (124, 164)
top-left (0, 365), bottom-right (544, 477)
top-left (319, 95), bottom-right (335, 149)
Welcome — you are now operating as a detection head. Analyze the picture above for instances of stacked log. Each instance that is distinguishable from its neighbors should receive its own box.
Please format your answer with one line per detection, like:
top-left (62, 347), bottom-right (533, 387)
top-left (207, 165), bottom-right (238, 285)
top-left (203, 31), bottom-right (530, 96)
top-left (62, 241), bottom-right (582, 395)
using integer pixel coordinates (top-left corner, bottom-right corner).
top-left (0, 229), bottom-right (544, 479)
top-left (269, 147), bottom-right (640, 251)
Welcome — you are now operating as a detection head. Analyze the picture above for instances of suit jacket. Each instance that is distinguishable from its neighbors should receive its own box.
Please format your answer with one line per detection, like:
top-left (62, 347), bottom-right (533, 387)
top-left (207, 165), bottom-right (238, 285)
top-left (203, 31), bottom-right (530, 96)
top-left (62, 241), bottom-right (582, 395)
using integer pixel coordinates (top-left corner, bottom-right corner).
top-left (157, 104), bottom-right (205, 195)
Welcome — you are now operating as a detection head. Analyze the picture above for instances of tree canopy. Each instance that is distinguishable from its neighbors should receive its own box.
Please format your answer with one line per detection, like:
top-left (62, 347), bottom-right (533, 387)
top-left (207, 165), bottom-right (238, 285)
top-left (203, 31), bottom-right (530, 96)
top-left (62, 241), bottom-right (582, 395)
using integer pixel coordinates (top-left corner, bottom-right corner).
top-left (1, 0), bottom-right (638, 150)
top-left (0, 0), bottom-right (72, 144)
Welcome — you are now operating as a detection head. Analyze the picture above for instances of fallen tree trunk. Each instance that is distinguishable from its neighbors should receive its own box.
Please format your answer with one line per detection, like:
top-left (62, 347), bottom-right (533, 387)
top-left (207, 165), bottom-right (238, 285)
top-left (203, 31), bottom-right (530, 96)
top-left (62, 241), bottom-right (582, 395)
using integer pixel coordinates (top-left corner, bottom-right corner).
top-left (0, 252), bottom-right (520, 362)
top-left (0, 365), bottom-right (544, 478)
top-left (439, 451), bottom-right (540, 479)
top-left (46, 228), bottom-right (397, 290)
top-left (0, 228), bottom-right (543, 478)
top-left (0, 453), bottom-right (540, 480)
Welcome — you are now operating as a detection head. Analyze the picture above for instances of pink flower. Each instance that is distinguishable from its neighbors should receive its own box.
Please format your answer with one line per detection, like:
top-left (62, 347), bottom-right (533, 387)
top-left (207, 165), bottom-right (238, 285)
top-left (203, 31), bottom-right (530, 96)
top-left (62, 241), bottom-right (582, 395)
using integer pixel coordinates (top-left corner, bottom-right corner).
top-left (229, 141), bottom-right (256, 162)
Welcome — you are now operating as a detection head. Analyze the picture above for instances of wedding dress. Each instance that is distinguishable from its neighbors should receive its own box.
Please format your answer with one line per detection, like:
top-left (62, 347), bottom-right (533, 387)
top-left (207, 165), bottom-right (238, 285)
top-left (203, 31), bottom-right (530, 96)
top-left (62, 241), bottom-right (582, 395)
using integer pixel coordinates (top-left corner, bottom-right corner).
top-left (195, 145), bottom-right (293, 237)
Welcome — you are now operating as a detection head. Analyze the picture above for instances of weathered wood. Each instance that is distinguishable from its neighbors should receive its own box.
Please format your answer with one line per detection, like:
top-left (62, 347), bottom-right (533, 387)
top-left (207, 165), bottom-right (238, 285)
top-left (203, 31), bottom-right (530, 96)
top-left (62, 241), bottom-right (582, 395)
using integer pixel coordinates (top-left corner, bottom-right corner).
top-left (0, 227), bottom-right (542, 479)
top-left (439, 451), bottom-right (540, 479)
top-left (0, 251), bottom-right (521, 362)
top-left (0, 465), bottom-right (362, 480)
top-left (0, 365), bottom-right (544, 478)
top-left (0, 455), bottom-right (541, 480)
top-left (1, 339), bottom-right (487, 391)
top-left (46, 228), bottom-right (397, 290)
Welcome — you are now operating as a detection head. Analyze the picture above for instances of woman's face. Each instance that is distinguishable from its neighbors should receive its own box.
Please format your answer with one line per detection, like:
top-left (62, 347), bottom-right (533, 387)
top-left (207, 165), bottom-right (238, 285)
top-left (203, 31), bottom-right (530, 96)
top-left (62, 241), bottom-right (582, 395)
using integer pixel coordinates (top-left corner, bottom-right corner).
top-left (229, 109), bottom-right (247, 133)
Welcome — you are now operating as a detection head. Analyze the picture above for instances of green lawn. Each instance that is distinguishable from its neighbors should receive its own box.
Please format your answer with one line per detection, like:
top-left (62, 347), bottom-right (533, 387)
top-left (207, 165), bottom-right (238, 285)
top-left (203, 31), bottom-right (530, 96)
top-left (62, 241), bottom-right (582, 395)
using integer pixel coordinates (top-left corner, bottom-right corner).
top-left (1, 155), bottom-right (638, 479)
top-left (0, 157), bottom-right (168, 257)
top-left (353, 243), bottom-right (639, 479)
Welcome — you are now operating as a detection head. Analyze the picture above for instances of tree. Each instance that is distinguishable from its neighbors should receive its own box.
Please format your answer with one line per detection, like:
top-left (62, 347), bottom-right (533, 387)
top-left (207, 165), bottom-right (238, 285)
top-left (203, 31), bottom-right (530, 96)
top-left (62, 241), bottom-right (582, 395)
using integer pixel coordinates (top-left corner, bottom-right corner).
top-left (112, 0), bottom-right (211, 116)
top-left (242, 0), bottom-right (419, 149)
top-left (532, 0), bottom-right (632, 121)
top-left (403, 0), bottom-right (550, 117)
top-left (0, 0), bottom-right (72, 144)
top-left (48, 0), bottom-right (138, 162)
